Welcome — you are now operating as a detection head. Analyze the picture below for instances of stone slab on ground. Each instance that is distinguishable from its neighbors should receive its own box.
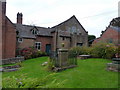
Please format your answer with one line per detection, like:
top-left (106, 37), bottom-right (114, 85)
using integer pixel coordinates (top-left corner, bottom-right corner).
top-left (78, 55), bottom-right (91, 59)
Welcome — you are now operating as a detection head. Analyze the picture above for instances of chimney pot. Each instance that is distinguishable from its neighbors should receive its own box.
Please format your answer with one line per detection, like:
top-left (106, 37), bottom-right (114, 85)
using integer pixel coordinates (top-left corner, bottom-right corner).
top-left (17, 12), bottom-right (23, 24)
top-left (1, 0), bottom-right (6, 15)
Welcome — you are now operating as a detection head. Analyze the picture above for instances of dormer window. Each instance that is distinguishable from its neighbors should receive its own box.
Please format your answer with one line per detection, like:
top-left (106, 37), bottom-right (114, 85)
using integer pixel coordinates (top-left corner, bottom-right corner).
top-left (32, 29), bottom-right (38, 35)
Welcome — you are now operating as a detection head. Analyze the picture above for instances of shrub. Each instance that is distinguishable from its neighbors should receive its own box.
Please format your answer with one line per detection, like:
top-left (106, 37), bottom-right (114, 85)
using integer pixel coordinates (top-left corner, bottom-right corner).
top-left (16, 48), bottom-right (21, 57)
top-left (16, 62), bottom-right (23, 67)
top-left (115, 44), bottom-right (120, 58)
top-left (2, 74), bottom-right (60, 88)
top-left (69, 43), bottom-right (117, 59)
top-left (69, 46), bottom-right (83, 56)
top-left (80, 46), bottom-right (92, 55)
top-left (69, 46), bottom-right (91, 56)
top-left (32, 50), bottom-right (41, 58)
top-left (20, 47), bottom-right (34, 59)
top-left (41, 52), bottom-right (47, 56)
top-left (20, 47), bottom-right (47, 59)
top-left (47, 58), bottom-right (55, 71)
top-left (91, 43), bottom-right (117, 59)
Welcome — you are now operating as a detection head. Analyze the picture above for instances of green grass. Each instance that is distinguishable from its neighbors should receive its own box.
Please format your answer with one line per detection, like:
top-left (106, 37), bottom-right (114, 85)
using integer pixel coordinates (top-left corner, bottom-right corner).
top-left (0, 63), bottom-right (17, 68)
top-left (2, 57), bottom-right (119, 88)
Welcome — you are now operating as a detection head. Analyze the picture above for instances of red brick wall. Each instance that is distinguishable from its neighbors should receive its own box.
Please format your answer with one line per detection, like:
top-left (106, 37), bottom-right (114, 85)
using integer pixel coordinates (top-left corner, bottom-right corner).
top-left (0, 2), bottom-right (2, 59)
top-left (0, 1), bottom-right (6, 59)
top-left (0, 1), bottom-right (16, 59)
top-left (4, 17), bottom-right (16, 58)
top-left (93, 27), bottom-right (120, 45)
top-left (36, 36), bottom-right (52, 52)
top-left (18, 38), bottom-right (35, 49)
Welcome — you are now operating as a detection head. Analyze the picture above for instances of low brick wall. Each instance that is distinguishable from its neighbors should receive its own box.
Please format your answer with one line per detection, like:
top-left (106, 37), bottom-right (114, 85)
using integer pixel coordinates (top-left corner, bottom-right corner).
top-left (1, 57), bottom-right (24, 65)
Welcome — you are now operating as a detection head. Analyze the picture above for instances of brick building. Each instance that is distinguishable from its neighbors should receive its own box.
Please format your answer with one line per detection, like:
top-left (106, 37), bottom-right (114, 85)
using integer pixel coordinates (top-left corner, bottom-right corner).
top-left (1, 0), bottom-right (88, 59)
top-left (0, 0), bottom-right (16, 59)
top-left (93, 18), bottom-right (120, 45)
top-left (16, 14), bottom-right (88, 55)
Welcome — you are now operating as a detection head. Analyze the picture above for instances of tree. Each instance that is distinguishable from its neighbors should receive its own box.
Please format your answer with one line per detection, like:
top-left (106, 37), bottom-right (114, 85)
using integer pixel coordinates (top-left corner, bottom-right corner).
top-left (88, 35), bottom-right (96, 46)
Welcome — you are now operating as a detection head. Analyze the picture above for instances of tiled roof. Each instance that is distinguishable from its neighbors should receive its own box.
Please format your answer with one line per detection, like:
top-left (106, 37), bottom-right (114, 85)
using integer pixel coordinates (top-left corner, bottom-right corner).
top-left (100, 25), bottom-right (120, 37)
top-left (110, 17), bottom-right (120, 27)
top-left (15, 24), bottom-right (36, 39)
top-left (37, 27), bottom-right (53, 36)
top-left (15, 15), bottom-right (87, 38)
top-left (110, 26), bottom-right (120, 32)
top-left (15, 24), bottom-right (52, 38)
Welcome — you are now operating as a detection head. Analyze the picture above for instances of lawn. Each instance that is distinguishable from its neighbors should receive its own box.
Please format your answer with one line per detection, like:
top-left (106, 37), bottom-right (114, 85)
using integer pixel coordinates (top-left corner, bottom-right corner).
top-left (2, 57), bottom-right (119, 88)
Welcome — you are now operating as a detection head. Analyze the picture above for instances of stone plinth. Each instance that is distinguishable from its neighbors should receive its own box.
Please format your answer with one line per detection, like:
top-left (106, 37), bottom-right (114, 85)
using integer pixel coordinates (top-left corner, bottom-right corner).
top-left (107, 58), bottom-right (120, 72)
top-left (51, 49), bottom-right (77, 72)
top-left (78, 55), bottom-right (91, 59)
top-left (58, 49), bottom-right (69, 67)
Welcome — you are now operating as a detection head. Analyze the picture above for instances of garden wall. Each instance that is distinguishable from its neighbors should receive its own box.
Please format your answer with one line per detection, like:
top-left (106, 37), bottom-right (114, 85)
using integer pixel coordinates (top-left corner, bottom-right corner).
top-left (1, 57), bottom-right (24, 65)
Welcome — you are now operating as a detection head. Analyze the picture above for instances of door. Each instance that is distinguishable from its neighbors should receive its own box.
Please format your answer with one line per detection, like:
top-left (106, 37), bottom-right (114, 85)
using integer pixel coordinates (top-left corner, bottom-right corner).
top-left (45, 44), bottom-right (51, 55)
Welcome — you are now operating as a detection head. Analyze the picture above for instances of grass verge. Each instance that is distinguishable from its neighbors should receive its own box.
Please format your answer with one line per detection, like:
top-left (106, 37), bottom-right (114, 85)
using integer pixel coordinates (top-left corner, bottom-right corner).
top-left (2, 57), bottom-right (119, 88)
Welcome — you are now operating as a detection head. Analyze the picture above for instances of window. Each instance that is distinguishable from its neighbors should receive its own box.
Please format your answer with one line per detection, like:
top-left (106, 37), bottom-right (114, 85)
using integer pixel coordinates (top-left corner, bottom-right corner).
top-left (32, 30), bottom-right (38, 35)
top-left (18, 38), bottom-right (23, 43)
top-left (35, 42), bottom-right (41, 50)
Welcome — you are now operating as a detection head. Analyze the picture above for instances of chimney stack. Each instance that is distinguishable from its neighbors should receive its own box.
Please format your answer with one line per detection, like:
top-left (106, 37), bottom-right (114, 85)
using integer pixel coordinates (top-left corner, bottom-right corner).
top-left (17, 12), bottom-right (23, 24)
top-left (1, 0), bottom-right (6, 15)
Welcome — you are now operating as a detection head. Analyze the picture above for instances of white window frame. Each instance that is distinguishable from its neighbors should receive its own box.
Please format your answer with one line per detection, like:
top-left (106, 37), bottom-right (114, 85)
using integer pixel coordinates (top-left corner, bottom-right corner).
top-left (18, 38), bottom-right (23, 43)
top-left (35, 42), bottom-right (41, 50)
top-left (32, 29), bottom-right (38, 35)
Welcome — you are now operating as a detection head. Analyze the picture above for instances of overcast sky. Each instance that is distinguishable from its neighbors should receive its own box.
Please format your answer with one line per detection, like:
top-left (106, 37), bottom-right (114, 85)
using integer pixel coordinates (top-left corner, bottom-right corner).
top-left (6, 0), bottom-right (119, 37)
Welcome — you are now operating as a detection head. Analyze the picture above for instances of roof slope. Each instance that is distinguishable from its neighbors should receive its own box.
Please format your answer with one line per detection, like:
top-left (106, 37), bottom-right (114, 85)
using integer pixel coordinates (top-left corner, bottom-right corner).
top-left (15, 15), bottom-right (87, 38)
top-left (15, 24), bottom-right (52, 38)
top-left (51, 15), bottom-right (87, 33)
top-left (110, 26), bottom-right (120, 32)
top-left (110, 17), bottom-right (120, 27)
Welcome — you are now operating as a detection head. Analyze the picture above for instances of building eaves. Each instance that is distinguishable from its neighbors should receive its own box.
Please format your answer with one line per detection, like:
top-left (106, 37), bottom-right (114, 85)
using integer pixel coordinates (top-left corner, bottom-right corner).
top-left (15, 24), bottom-right (53, 38)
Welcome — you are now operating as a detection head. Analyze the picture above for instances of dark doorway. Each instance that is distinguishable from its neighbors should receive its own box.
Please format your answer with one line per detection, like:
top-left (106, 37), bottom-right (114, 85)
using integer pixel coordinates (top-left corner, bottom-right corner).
top-left (45, 44), bottom-right (51, 55)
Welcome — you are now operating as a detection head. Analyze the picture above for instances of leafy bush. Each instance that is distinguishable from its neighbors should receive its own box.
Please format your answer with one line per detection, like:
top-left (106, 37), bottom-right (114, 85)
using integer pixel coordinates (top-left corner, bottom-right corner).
top-left (47, 58), bottom-right (55, 71)
top-left (69, 46), bottom-right (83, 56)
top-left (115, 44), bottom-right (120, 58)
top-left (41, 52), bottom-right (47, 56)
top-left (69, 46), bottom-right (91, 56)
top-left (69, 43), bottom-right (117, 59)
top-left (16, 62), bottom-right (23, 67)
top-left (91, 43), bottom-right (117, 59)
top-left (2, 73), bottom-right (66, 88)
top-left (80, 46), bottom-right (92, 55)
top-left (20, 47), bottom-right (47, 59)
top-left (20, 47), bottom-right (34, 59)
